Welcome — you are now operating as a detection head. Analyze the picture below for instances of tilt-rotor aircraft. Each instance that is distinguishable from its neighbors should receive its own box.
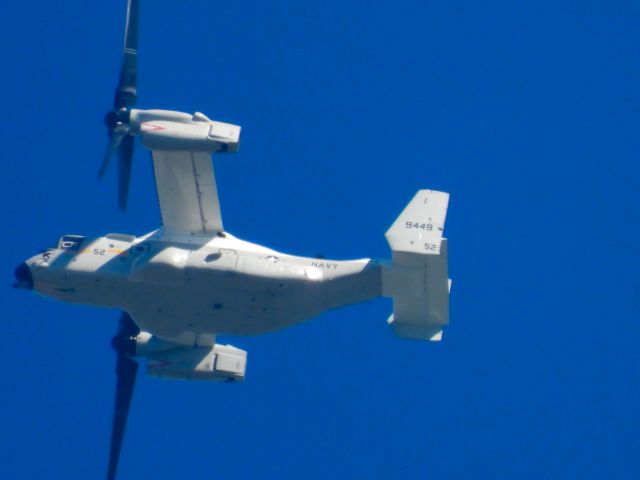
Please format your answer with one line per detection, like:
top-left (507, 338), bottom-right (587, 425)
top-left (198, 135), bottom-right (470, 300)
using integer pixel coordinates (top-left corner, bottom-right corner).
top-left (13, 1), bottom-right (452, 479)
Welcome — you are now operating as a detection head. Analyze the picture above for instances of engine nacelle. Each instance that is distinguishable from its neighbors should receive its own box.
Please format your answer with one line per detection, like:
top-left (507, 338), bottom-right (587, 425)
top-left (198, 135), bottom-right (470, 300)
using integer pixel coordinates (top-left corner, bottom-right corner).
top-left (129, 109), bottom-right (241, 153)
top-left (135, 334), bottom-right (247, 381)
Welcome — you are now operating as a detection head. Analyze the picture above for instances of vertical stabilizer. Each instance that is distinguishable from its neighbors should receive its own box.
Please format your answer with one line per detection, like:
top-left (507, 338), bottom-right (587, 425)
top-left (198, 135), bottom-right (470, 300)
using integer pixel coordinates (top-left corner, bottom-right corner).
top-left (385, 190), bottom-right (449, 255)
top-left (383, 190), bottom-right (451, 341)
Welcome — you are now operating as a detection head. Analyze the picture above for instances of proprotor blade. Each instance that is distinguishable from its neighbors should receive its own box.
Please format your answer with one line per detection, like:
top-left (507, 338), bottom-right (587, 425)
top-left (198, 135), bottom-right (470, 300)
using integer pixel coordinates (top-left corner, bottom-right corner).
top-left (100, 0), bottom-right (141, 209)
top-left (114, 0), bottom-right (140, 110)
top-left (98, 124), bottom-right (130, 180)
top-left (117, 311), bottom-right (141, 338)
top-left (107, 312), bottom-right (140, 480)
top-left (117, 135), bottom-right (134, 210)
top-left (107, 354), bottom-right (138, 480)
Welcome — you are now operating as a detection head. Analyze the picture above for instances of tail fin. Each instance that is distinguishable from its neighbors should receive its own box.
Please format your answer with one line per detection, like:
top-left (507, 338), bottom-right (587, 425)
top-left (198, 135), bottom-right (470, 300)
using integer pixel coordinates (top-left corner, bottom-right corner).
top-left (383, 190), bottom-right (451, 341)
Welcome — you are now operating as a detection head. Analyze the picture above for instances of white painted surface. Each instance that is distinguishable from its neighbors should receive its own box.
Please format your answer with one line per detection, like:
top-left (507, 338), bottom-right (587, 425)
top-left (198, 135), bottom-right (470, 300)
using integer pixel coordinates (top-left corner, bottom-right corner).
top-left (152, 150), bottom-right (224, 235)
top-left (385, 189), bottom-right (449, 255)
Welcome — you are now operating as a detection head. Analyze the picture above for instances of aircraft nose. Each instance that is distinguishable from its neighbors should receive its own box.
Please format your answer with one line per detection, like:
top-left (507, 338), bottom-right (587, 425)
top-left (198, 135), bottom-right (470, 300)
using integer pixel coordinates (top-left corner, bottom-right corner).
top-left (14, 262), bottom-right (33, 290)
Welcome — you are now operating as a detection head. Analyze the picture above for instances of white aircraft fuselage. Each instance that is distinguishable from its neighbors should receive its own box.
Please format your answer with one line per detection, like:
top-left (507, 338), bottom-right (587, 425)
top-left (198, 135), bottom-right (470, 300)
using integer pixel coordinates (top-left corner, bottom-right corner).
top-left (20, 230), bottom-right (382, 346)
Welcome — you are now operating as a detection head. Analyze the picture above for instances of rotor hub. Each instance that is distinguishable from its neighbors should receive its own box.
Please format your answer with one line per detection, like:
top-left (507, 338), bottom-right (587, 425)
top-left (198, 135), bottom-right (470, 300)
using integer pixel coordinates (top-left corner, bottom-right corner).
top-left (104, 109), bottom-right (130, 130)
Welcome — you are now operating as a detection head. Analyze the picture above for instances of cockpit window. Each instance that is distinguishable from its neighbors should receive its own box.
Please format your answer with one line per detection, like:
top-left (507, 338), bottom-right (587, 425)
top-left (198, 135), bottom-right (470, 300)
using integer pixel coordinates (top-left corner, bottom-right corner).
top-left (59, 235), bottom-right (85, 251)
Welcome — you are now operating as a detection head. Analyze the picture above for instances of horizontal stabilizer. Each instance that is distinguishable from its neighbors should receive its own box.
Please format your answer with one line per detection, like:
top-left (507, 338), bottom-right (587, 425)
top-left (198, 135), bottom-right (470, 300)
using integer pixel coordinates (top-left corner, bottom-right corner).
top-left (385, 190), bottom-right (449, 255)
top-left (383, 235), bottom-right (450, 341)
top-left (387, 315), bottom-right (443, 341)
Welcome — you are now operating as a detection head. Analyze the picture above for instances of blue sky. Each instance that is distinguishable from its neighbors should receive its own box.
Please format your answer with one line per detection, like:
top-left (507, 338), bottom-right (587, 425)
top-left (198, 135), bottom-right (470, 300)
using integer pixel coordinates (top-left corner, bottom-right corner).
top-left (2, 1), bottom-right (638, 478)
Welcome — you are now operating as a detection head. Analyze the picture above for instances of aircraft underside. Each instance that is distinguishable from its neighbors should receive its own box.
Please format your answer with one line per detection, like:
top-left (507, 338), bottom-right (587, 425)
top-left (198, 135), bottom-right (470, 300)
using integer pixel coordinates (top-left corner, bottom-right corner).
top-left (29, 232), bottom-right (383, 340)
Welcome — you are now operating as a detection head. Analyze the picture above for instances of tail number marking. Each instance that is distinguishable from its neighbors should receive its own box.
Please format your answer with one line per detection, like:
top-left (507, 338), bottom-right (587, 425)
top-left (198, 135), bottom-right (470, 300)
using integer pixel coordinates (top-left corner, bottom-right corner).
top-left (406, 221), bottom-right (433, 231)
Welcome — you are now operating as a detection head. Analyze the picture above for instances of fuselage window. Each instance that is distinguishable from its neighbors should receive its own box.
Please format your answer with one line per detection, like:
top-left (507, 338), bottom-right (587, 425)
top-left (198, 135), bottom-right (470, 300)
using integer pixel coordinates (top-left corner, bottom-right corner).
top-left (205, 253), bottom-right (222, 262)
top-left (59, 235), bottom-right (85, 251)
top-left (131, 244), bottom-right (150, 256)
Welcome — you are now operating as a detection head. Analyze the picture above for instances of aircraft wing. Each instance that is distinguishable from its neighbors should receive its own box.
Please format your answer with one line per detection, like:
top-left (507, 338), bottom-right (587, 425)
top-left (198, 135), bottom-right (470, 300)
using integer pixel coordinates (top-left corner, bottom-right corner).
top-left (151, 150), bottom-right (224, 235)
